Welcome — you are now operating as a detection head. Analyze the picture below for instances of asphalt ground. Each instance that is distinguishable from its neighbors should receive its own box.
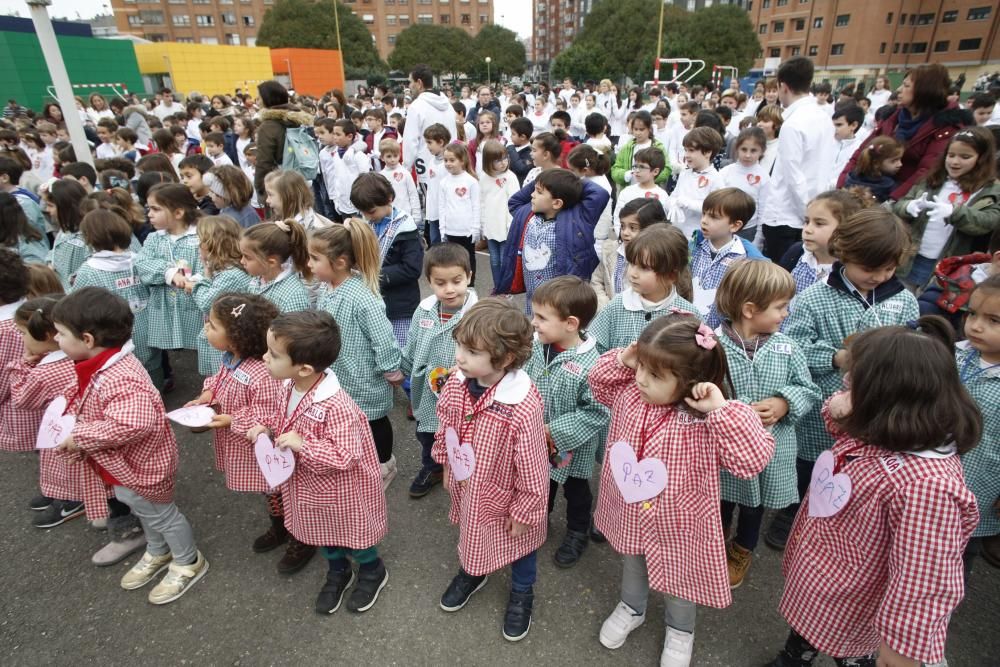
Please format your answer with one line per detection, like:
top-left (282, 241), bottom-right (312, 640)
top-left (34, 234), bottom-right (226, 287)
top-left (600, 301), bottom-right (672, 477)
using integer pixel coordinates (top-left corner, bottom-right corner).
top-left (2, 251), bottom-right (997, 666)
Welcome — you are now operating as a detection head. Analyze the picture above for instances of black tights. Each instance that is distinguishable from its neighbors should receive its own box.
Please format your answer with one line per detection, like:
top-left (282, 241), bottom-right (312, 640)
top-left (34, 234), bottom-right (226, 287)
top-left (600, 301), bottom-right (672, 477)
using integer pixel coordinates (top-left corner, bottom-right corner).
top-left (368, 417), bottom-right (393, 464)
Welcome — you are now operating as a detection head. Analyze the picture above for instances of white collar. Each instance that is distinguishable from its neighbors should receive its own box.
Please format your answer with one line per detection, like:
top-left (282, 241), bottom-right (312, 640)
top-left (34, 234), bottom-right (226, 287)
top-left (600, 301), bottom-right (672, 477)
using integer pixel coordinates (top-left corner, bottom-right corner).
top-left (621, 286), bottom-right (677, 312)
top-left (453, 368), bottom-right (533, 405)
top-left (0, 299), bottom-right (25, 321)
top-left (261, 266), bottom-right (293, 287)
top-left (800, 248), bottom-right (832, 272)
top-left (957, 340), bottom-right (1000, 378)
top-left (87, 250), bottom-right (135, 272)
top-left (532, 332), bottom-right (598, 355)
top-left (909, 444), bottom-right (957, 459)
top-left (97, 340), bottom-right (136, 372)
top-left (418, 288), bottom-right (479, 313)
top-left (38, 350), bottom-right (68, 365)
top-left (617, 243), bottom-right (626, 258)
top-left (705, 236), bottom-right (745, 257)
top-left (282, 369), bottom-right (342, 402)
top-left (157, 225), bottom-right (197, 239)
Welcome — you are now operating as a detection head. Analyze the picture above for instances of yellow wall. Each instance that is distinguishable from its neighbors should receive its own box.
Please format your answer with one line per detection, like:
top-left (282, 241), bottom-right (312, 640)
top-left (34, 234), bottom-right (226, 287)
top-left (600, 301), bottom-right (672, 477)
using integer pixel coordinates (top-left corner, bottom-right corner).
top-left (133, 43), bottom-right (274, 96)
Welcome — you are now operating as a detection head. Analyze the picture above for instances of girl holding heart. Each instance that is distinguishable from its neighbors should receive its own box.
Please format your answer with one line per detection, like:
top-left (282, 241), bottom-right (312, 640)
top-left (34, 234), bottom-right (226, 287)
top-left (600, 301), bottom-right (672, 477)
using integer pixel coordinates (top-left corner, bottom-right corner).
top-left (589, 314), bottom-right (775, 667)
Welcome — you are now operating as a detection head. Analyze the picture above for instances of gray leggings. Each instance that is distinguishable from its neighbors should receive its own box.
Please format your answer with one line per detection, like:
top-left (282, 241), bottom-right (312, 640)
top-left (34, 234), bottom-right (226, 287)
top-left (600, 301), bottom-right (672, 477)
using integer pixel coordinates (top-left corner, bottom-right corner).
top-left (114, 486), bottom-right (197, 565)
top-left (620, 554), bottom-right (697, 633)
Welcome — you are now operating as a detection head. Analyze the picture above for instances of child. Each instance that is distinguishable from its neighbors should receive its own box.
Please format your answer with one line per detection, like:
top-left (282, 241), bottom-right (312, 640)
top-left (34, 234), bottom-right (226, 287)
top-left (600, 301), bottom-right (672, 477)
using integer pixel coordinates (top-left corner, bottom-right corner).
top-left (651, 106), bottom-right (671, 145)
top-left (115, 127), bottom-right (139, 163)
top-left (689, 188), bottom-right (765, 326)
top-left (611, 110), bottom-right (669, 190)
top-left (523, 131), bottom-right (562, 186)
top-left (363, 107), bottom-right (397, 171)
top-left (668, 127), bottom-right (725, 239)
top-left (95, 118), bottom-right (119, 160)
top-left (204, 165), bottom-right (259, 228)
top-left (468, 111), bottom-right (505, 178)
top-left (43, 178), bottom-right (89, 290)
top-left (612, 147), bottom-right (669, 236)
top-left (589, 315), bottom-right (775, 665)
top-left (178, 154), bottom-right (220, 215)
top-left (592, 199), bottom-right (667, 308)
top-left (892, 127), bottom-right (1000, 289)
top-left (970, 92), bottom-right (997, 127)
top-left (0, 154), bottom-right (48, 239)
top-left (768, 208), bottom-right (919, 549)
top-left (264, 169), bottom-right (334, 231)
top-left (349, 172), bottom-right (424, 347)
top-left (240, 220), bottom-right (312, 312)
top-left (479, 140), bottom-right (519, 288)
top-left (422, 123), bottom-right (450, 246)
top-left (0, 251), bottom-right (29, 446)
top-left (400, 243), bottom-right (477, 498)
top-left (719, 127), bottom-right (770, 238)
top-left (566, 144), bottom-right (613, 251)
top-left (233, 117), bottom-right (256, 171)
top-left (53, 287), bottom-right (208, 604)
top-left (315, 117), bottom-right (341, 219)
top-left (330, 120), bottom-right (372, 220)
top-left (843, 136), bottom-right (903, 202)
top-left (0, 191), bottom-right (48, 264)
top-left (309, 222), bottom-right (404, 487)
top-left (828, 105), bottom-right (868, 189)
top-left (242, 143), bottom-right (261, 216)
top-left (378, 138), bottom-right (421, 226)
top-left (584, 112), bottom-right (614, 157)
top-left (589, 225), bottom-right (698, 352)
top-left (151, 128), bottom-right (184, 175)
top-left (438, 143), bottom-right (481, 285)
top-left (918, 228), bottom-right (1000, 329)
top-left (203, 132), bottom-right (234, 167)
top-left (247, 310), bottom-right (389, 614)
top-left (506, 117), bottom-right (534, 186)
top-left (431, 298), bottom-right (548, 641)
top-left (766, 319), bottom-right (980, 667)
top-left (713, 261), bottom-right (820, 587)
top-left (525, 277), bottom-right (608, 567)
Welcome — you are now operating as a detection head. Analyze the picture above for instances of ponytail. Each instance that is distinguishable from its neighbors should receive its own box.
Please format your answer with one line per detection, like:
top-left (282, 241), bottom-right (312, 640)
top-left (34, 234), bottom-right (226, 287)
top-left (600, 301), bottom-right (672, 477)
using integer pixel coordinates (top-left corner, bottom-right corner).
top-left (242, 219), bottom-right (311, 280)
top-left (567, 144), bottom-right (610, 176)
top-left (311, 219), bottom-right (381, 295)
top-left (14, 296), bottom-right (61, 342)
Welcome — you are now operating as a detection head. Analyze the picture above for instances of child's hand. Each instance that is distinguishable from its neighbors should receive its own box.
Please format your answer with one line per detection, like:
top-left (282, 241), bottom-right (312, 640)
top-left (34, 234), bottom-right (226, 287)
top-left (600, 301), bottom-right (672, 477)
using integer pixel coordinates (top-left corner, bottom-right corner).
top-left (57, 435), bottom-right (78, 453)
top-left (752, 397), bottom-right (789, 426)
top-left (276, 431), bottom-right (304, 452)
top-left (183, 280), bottom-right (195, 294)
top-left (544, 425), bottom-right (555, 455)
top-left (384, 370), bottom-right (405, 386)
top-left (618, 343), bottom-right (639, 370)
top-left (185, 391), bottom-right (213, 407)
top-left (505, 516), bottom-right (530, 538)
top-left (22, 351), bottom-right (44, 365)
top-left (208, 413), bottom-right (232, 430)
top-left (171, 273), bottom-right (188, 289)
top-left (876, 641), bottom-right (919, 667)
top-left (833, 349), bottom-right (849, 369)
top-left (827, 391), bottom-right (852, 419)
top-left (685, 382), bottom-right (726, 413)
top-left (443, 464), bottom-right (450, 491)
top-left (246, 425), bottom-right (269, 442)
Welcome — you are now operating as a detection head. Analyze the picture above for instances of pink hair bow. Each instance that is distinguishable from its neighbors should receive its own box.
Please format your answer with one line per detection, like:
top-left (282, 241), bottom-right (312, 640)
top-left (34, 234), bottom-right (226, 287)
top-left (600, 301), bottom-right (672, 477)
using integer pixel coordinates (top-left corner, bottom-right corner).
top-left (695, 323), bottom-right (717, 350)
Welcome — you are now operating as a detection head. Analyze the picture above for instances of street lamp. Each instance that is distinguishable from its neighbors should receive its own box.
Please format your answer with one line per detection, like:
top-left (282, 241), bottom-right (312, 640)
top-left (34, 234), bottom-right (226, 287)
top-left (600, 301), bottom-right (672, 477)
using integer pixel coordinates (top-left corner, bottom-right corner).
top-left (485, 56), bottom-right (492, 87)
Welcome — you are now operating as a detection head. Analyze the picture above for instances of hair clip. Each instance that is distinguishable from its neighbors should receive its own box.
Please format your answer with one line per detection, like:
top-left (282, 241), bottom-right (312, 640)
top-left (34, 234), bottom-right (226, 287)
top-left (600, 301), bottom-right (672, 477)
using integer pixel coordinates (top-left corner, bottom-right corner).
top-left (955, 130), bottom-right (975, 139)
top-left (230, 303), bottom-right (246, 318)
top-left (695, 323), bottom-right (717, 350)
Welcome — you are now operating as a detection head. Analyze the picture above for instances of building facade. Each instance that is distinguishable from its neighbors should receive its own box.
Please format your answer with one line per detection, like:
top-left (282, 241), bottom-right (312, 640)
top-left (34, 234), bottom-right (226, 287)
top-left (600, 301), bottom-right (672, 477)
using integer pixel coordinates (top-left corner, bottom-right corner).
top-left (344, 0), bottom-right (494, 60)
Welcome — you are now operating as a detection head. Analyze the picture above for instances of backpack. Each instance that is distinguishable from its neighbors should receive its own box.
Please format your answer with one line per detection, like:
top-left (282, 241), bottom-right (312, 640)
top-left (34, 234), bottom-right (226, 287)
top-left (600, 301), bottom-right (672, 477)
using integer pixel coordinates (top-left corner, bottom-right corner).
top-left (281, 126), bottom-right (320, 181)
top-left (933, 252), bottom-right (992, 313)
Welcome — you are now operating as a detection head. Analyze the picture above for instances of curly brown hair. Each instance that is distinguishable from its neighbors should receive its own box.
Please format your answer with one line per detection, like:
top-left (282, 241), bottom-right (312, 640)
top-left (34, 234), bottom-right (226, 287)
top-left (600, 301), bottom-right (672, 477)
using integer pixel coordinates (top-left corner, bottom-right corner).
top-left (453, 298), bottom-right (533, 371)
top-left (210, 292), bottom-right (279, 359)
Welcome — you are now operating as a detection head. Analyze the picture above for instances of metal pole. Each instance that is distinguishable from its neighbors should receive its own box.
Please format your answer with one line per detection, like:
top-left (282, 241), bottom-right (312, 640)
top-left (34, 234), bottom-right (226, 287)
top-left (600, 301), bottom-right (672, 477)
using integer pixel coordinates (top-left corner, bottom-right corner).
top-left (332, 0), bottom-right (346, 86)
top-left (26, 0), bottom-right (93, 167)
top-left (486, 57), bottom-right (492, 87)
top-left (653, 0), bottom-right (666, 85)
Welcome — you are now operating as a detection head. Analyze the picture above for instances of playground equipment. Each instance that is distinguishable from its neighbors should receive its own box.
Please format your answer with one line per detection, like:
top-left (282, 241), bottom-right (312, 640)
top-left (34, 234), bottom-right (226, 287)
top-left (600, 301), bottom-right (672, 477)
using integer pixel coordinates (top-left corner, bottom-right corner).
top-left (45, 81), bottom-right (130, 102)
top-left (646, 58), bottom-right (706, 88)
top-left (711, 65), bottom-right (739, 90)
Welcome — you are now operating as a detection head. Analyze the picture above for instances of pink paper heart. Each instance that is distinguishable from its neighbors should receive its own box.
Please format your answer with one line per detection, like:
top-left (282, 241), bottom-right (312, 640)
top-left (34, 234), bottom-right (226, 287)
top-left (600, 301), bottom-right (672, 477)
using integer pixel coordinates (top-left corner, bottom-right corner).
top-left (455, 187), bottom-right (468, 197)
top-left (746, 173), bottom-right (760, 185)
top-left (394, 172), bottom-right (404, 181)
top-left (808, 450), bottom-right (852, 518)
top-left (495, 177), bottom-right (506, 187)
top-left (254, 433), bottom-right (295, 489)
top-left (166, 405), bottom-right (215, 428)
top-left (609, 441), bottom-right (667, 503)
top-left (36, 395), bottom-right (75, 450)
top-left (697, 175), bottom-right (709, 188)
top-left (643, 191), bottom-right (659, 199)
top-left (445, 427), bottom-right (475, 481)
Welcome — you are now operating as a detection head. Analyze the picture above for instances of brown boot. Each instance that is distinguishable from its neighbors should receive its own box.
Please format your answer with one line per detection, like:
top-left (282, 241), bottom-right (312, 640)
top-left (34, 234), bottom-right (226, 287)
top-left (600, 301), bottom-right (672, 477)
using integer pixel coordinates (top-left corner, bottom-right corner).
top-left (277, 537), bottom-right (316, 574)
top-left (252, 514), bottom-right (288, 553)
top-left (726, 541), bottom-right (753, 589)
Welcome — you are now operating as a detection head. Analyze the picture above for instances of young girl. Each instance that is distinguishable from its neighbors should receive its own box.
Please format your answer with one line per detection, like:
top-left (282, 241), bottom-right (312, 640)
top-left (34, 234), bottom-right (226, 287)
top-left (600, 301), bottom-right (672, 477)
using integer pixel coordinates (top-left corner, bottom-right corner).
top-left (755, 104), bottom-right (782, 175)
top-left (233, 117), bottom-right (256, 172)
top-left (523, 131), bottom-right (562, 186)
top-left (240, 220), bottom-right (311, 312)
top-left (719, 127), bottom-right (770, 239)
top-left (567, 144), bottom-right (613, 252)
top-left (6, 297), bottom-right (80, 527)
top-left (610, 111), bottom-right (669, 191)
top-left (713, 261), bottom-right (820, 588)
top-left (188, 216), bottom-right (252, 375)
top-left (437, 143), bottom-right (481, 286)
top-left (591, 199), bottom-right (667, 308)
top-left (479, 140), bottom-right (519, 288)
top-left (309, 221), bottom-right (404, 487)
top-left (589, 314), bottom-right (775, 666)
top-left (893, 127), bottom-right (1000, 290)
top-left (431, 298), bottom-right (548, 641)
top-left (264, 169), bottom-right (334, 231)
top-left (204, 165), bottom-right (260, 229)
top-left (843, 136), bottom-right (904, 203)
top-left (770, 209), bottom-right (919, 550)
top-left (0, 191), bottom-right (48, 264)
top-left (589, 225), bottom-right (698, 352)
top-left (529, 96), bottom-right (550, 134)
top-left (44, 178), bottom-right (89, 289)
top-left (468, 111), bottom-right (505, 178)
top-left (767, 318), bottom-right (980, 667)
top-left (151, 128), bottom-right (183, 175)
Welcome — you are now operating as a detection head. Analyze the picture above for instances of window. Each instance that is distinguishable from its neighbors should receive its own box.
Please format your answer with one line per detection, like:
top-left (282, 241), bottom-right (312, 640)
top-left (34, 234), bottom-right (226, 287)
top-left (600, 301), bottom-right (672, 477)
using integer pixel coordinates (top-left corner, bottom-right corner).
top-left (221, 12), bottom-right (236, 24)
top-left (910, 42), bottom-right (927, 53)
top-left (879, 42), bottom-right (886, 54)
top-left (916, 13), bottom-right (934, 25)
top-left (242, 15), bottom-right (254, 26)
top-left (479, 14), bottom-right (487, 23)
top-left (762, 0), bottom-right (770, 7)
top-left (835, 14), bottom-right (849, 27)
top-left (461, 13), bottom-right (470, 24)
top-left (418, 0), bottom-right (431, 3)
top-left (147, 33), bottom-right (167, 42)
top-left (812, 17), bottom-right (822, 28)
top-left (893, 42), bottom-right (899, 53)
top-left (226, 34), bottom-right (240, 45)
top-left (175, 37), bottom-right (194, 43)
top-left (172, 14), bottom-right (190, 25)
top-left (968, 7), bottom-right (990, 21)
top-left (934, 40), bottom-right (949, 52)
top-left (362, 13), bottom-right (374, 23)
top-left (439, 14), bottom-right (449, 23)
top-left (794, 18), bottom-right (804, 30)
top-left (138, 10), bottom-right (164, 24)
top-left (758, 24), bottom-right (767, 33)
top-left (909, 13), bottom-right (916, 24)
top-left (958, 38), bottom-right (982, 50)
top-left (773, 20), bottom-right (784, 33)
top-left (941, 10), bottom-right (957, 22)
top-left (127, 15), bottom-right (142, 26)
top-left (388, 34), bottom-right (397, 45)
top-left (830, 43), bottom-right (844, 55)
top-left (399, 14), bottom-right (410, 25)
top-left (777, 0), bottom-right (787, 6)
top-left (885, 12), bottom-right (892, 23)
top-left (899, 13), bottom-right (906, 24)
top-left (789, 46), bottom-right (800, 56)
top-left (808, 45), bottom-right (818, 56)
top-left (386, 14), bottom-right (396, 25)
top-left (769, 47), bottom-right (780, 57)
top-left (417, 14), bottom-right (432, 24)
top-left (201, 37), bottom-right (219, 44)
top-left (196, 15), bottom-right (214, 26)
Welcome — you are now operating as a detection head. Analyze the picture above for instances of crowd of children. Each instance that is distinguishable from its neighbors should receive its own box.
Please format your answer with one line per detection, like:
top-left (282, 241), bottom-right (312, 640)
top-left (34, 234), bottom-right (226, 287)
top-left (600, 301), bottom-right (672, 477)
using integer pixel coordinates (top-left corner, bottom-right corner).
top-left (1, 58), bottom-right (999, 667)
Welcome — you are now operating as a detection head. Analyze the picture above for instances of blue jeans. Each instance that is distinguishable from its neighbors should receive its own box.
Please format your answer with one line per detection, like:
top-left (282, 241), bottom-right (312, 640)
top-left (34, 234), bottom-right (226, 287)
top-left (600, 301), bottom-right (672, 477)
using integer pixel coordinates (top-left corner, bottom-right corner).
top-left (426, 220), bottom-right (441, 245)
top-left (415, 429), bottom-right (441, 471)
top-left (487, 239), bottom-right (505, 289)
top-left (510, 551), bottom-right (537, 593)
top-left (906, 254), bottom-right (937, 291)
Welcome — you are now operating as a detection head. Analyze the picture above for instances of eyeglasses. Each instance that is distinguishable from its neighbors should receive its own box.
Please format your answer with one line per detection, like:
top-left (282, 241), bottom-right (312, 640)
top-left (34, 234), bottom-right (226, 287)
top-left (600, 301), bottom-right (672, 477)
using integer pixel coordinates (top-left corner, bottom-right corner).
top-left (632, 165), bottom-right (651, 172)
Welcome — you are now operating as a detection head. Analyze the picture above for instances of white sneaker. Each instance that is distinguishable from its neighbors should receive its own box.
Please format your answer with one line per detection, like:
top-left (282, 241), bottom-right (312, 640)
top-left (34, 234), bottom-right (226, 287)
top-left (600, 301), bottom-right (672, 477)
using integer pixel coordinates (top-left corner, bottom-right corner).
top-left (599, 601), bottom-right (646, 649)
top-left (380, 455), bottom-right (398, 491)
top-left (120, 551), bottom-right (172, 590)
top-left (660, 627), bottom-right (694, 667)
top-left (148, 551), bottom-right (210, 605)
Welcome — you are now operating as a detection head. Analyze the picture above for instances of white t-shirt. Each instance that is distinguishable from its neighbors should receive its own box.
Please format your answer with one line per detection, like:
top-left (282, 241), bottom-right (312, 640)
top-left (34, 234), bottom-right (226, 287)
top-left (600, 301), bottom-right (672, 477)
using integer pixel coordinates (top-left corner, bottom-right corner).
top-left (918, 180), bottom-right (963, 259)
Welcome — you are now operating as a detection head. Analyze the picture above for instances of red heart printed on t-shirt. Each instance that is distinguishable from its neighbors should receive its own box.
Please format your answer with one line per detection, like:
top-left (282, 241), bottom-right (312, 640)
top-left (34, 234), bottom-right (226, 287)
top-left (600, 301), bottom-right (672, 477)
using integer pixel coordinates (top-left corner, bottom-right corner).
top-left (948, 191), bottom-right (968, 206)
top-left (698, 175), bottom-right (709, 188)
top-left (394, 172), bottom-right (404, 182)
top-left (429, 169), bottom-right (436, 178)
top-left (496, 177), bottom-right (506, 187)
top-left (455, 187), bottom-right (468, 197)
top-left (746, 174), bottom-right (761, 186)
top-left (644, 191), bottom-right (660, 199)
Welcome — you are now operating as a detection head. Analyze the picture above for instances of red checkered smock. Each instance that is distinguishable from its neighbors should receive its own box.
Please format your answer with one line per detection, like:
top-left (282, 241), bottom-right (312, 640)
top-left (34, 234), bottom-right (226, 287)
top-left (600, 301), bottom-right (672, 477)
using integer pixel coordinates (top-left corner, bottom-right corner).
top-left (0, 308), bottom-right (27, 451)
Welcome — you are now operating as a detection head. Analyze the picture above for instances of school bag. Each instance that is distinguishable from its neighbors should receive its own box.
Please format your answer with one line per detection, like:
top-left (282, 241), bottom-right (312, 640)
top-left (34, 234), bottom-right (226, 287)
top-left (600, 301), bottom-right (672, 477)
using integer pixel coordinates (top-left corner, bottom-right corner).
top-left (933, 252), bottom-right (992, 313)
top-left (281, 126), bottom-right (320, 181)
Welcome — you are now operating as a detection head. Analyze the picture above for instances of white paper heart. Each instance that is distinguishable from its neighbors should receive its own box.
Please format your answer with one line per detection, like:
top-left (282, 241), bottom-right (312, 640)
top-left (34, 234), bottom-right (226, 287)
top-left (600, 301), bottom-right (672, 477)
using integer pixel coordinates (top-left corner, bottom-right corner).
top-left (445, 427), bottom-right (475, 481)
top-left (808, 450), bottom-right (852, 518)
top-left (609, 441), bottom-right (667, 504)
top-left (254, 433), bottom-right (295, 489)
top-left (166, 405), bottom-right (216, 428)
top-left (36, 395), bottom-right (75, 450)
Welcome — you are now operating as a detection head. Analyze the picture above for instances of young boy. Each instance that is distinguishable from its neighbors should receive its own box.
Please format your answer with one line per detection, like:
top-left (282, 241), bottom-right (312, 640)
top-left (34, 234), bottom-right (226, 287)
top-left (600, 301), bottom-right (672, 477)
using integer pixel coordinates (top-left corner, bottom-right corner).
top-left (506, 117), bottom-right (534, 186)
top-left (95, 118), bottom-right (119, 160)
top-left (422, 123), bottom-right (450, 245)
top-left (315, 118), bottom-right (341, 220)
top-left (613, 147), bottom-right (669, 236)
top-left (248, 310), bottom-right (389, 615)
top-left (203, 132), bottom-right (233, 167)
top-left (668, 126), bottom-right (725, 239)
top-left (178, 154), bottom-right (220, 215)
top-left (828, 105), bottom-right (868, 188)
top-left (379, 138), bottom-right (421, 225)
top-left (34, 122), bottom-right (57, 181)
top-left (431, 298), bottom-right (548, 641)
top-left (185, 102), bottom-right (204, 145)
top-left (651, 106), bottom-right (671, 146)
top-left (584, 112), bottom-right (613, 157)
top-left (0, 155), bottom-right (47, 238)
top-left (53, 287), bottom-right (208, 604)
top-left (328, 119), bottom-right (371, 220)
top-left (401, 243), bottom-right (477, 497)
top-left (524, 276), bottom-right (608, 567)
top-left (115, 127), bottom-right (140, 162)
top-left (667, 100), bottom-right (700, 176)
top-left (363, 107), bottom-right (398, 169)
top-left (60, 162), bottom-right (98, 193)
top-left (969, 93), bottom-right (997, 127)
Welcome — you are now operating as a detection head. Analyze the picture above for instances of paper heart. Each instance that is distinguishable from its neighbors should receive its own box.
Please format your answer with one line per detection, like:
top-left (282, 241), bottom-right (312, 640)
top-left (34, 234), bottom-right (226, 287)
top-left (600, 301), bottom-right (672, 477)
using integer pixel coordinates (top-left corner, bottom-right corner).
top-left (36, 395), bottom-right (75, 450)
top-left (445, 427), bottom-right (475, 481)
top-left (609, 441), bottom-right (667, 504)
top-left (254, 433), bottom-right (295, 489)
top-left (455, 187), bottom-right (468, 197)
top-left (697, 175), bottom-right (709, 188)
top-left (643, 191), bottom-right (660, 199)
top-left (746, 173), bottom-right (761, 186)
top-left (495, 177), bottom-right (506, 187)
top-left (394, 171), bottom-right (404, 182)
top-left (166, 405), bottom-right (216, 428)
top-left (947, 191), bottom-right (968, 206)
top-left (808, 450), bottom-right (852, 518)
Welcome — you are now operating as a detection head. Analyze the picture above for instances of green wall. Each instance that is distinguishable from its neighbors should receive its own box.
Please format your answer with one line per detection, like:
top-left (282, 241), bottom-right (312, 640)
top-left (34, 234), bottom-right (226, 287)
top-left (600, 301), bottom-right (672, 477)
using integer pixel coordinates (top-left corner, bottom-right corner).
top-left (0, 32), bottom-right (143, 112)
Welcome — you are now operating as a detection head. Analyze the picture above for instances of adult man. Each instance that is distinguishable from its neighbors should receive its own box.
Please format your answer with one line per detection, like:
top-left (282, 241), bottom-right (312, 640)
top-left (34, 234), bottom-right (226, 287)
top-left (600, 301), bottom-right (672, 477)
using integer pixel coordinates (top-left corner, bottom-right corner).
top-left (557, 78), bottom-right (578, 105)
top-left (3, 99), bottom-right (26, 119)
top-left (402, 64), bottom-right (458, 185)
top-left (152, 88), bottom-right (183, 121)
top-left (465, 86), bottom-right (502, 124)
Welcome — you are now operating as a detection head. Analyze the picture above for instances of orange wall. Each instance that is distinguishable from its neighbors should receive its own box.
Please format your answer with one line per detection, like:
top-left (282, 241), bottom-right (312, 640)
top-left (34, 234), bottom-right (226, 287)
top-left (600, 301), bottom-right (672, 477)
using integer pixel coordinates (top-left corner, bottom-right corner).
top-left (270, 48), bottom-right (344, 98)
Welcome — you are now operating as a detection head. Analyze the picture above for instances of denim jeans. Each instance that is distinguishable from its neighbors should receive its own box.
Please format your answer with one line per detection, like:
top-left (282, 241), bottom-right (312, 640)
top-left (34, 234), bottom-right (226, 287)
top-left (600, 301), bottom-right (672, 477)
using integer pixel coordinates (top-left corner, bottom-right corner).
top-left (905, 254), bottom-right (937, 292)
top-left (510, 551), bottom-right (537, 593)
top-left (426, 220), bottom-right (441, 245)
top-left (487, 239), bottom-right (505, 290)
top-left (415, 429), bottom-right (441, 472)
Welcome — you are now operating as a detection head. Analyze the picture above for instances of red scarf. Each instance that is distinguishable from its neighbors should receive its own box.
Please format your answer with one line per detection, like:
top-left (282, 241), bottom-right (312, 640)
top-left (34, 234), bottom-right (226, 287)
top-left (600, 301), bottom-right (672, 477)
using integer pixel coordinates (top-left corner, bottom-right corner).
top-left (73, 346), bottom-right (123, 486)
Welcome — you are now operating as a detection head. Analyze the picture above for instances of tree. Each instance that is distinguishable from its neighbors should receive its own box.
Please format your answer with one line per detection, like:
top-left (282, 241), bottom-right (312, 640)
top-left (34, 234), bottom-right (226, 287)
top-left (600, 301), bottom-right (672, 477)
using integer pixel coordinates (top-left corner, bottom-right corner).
top-left (667, 5), bottom-right (759, 81)
top-left (467, 25), bottom-right (526, 82)
top-left (256, 0), bottom-right (386, 72)
top-left (387, 25), bottom-right (475, 82)
top-left (551, 42), bottom-right (616, 84)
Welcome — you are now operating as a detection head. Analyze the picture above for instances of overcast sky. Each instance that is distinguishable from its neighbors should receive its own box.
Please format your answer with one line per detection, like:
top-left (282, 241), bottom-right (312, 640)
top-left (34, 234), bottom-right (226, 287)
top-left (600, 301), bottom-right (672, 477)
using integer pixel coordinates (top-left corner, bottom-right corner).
top-left (0, 0), bottom-right (533, 37)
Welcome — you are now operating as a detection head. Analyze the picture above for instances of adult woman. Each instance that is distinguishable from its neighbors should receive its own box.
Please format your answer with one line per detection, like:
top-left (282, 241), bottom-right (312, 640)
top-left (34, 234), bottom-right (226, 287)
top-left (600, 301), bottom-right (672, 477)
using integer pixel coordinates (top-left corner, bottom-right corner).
top-left (87, 94), bottom-right (114, 124)
top-left (839, 64), bottom-right (971, 201)
top-left (109, 97), bottom-right (152, 148)
top-left (41, 102), bottom-right (63, 125)
top-left (866, 76), bottom-right (892, 114)
top-left (253, 80), bottom-right (312, 200)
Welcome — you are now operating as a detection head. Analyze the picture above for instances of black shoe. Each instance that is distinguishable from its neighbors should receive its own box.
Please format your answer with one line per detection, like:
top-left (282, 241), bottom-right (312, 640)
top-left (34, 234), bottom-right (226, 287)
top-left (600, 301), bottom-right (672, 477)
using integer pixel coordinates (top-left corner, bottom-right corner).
top-left (32, 500), bottom-right (84, 528)
top-left (29, 494), bottom-right (53, 511)
top-left (440, 569), bottom-right (488, 612)
top-left (277, 538), bottom-right (317, 574)
top-left (347, 560), bottom-right (388, 613)
top-left (502, 589), bottom-right (534, 642)
top-left (409, 466), bottom-right (443, 498)
top-left (553, 529), bottom-right (589, 568)
top-left (315, 568), bottom-right (355, 614)
top-left (252, 515), bottom-right (288, 553)
top-left (590, 521), bottom-right (607, 543)
top-left (765, 506), bottom-right (797, 551)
